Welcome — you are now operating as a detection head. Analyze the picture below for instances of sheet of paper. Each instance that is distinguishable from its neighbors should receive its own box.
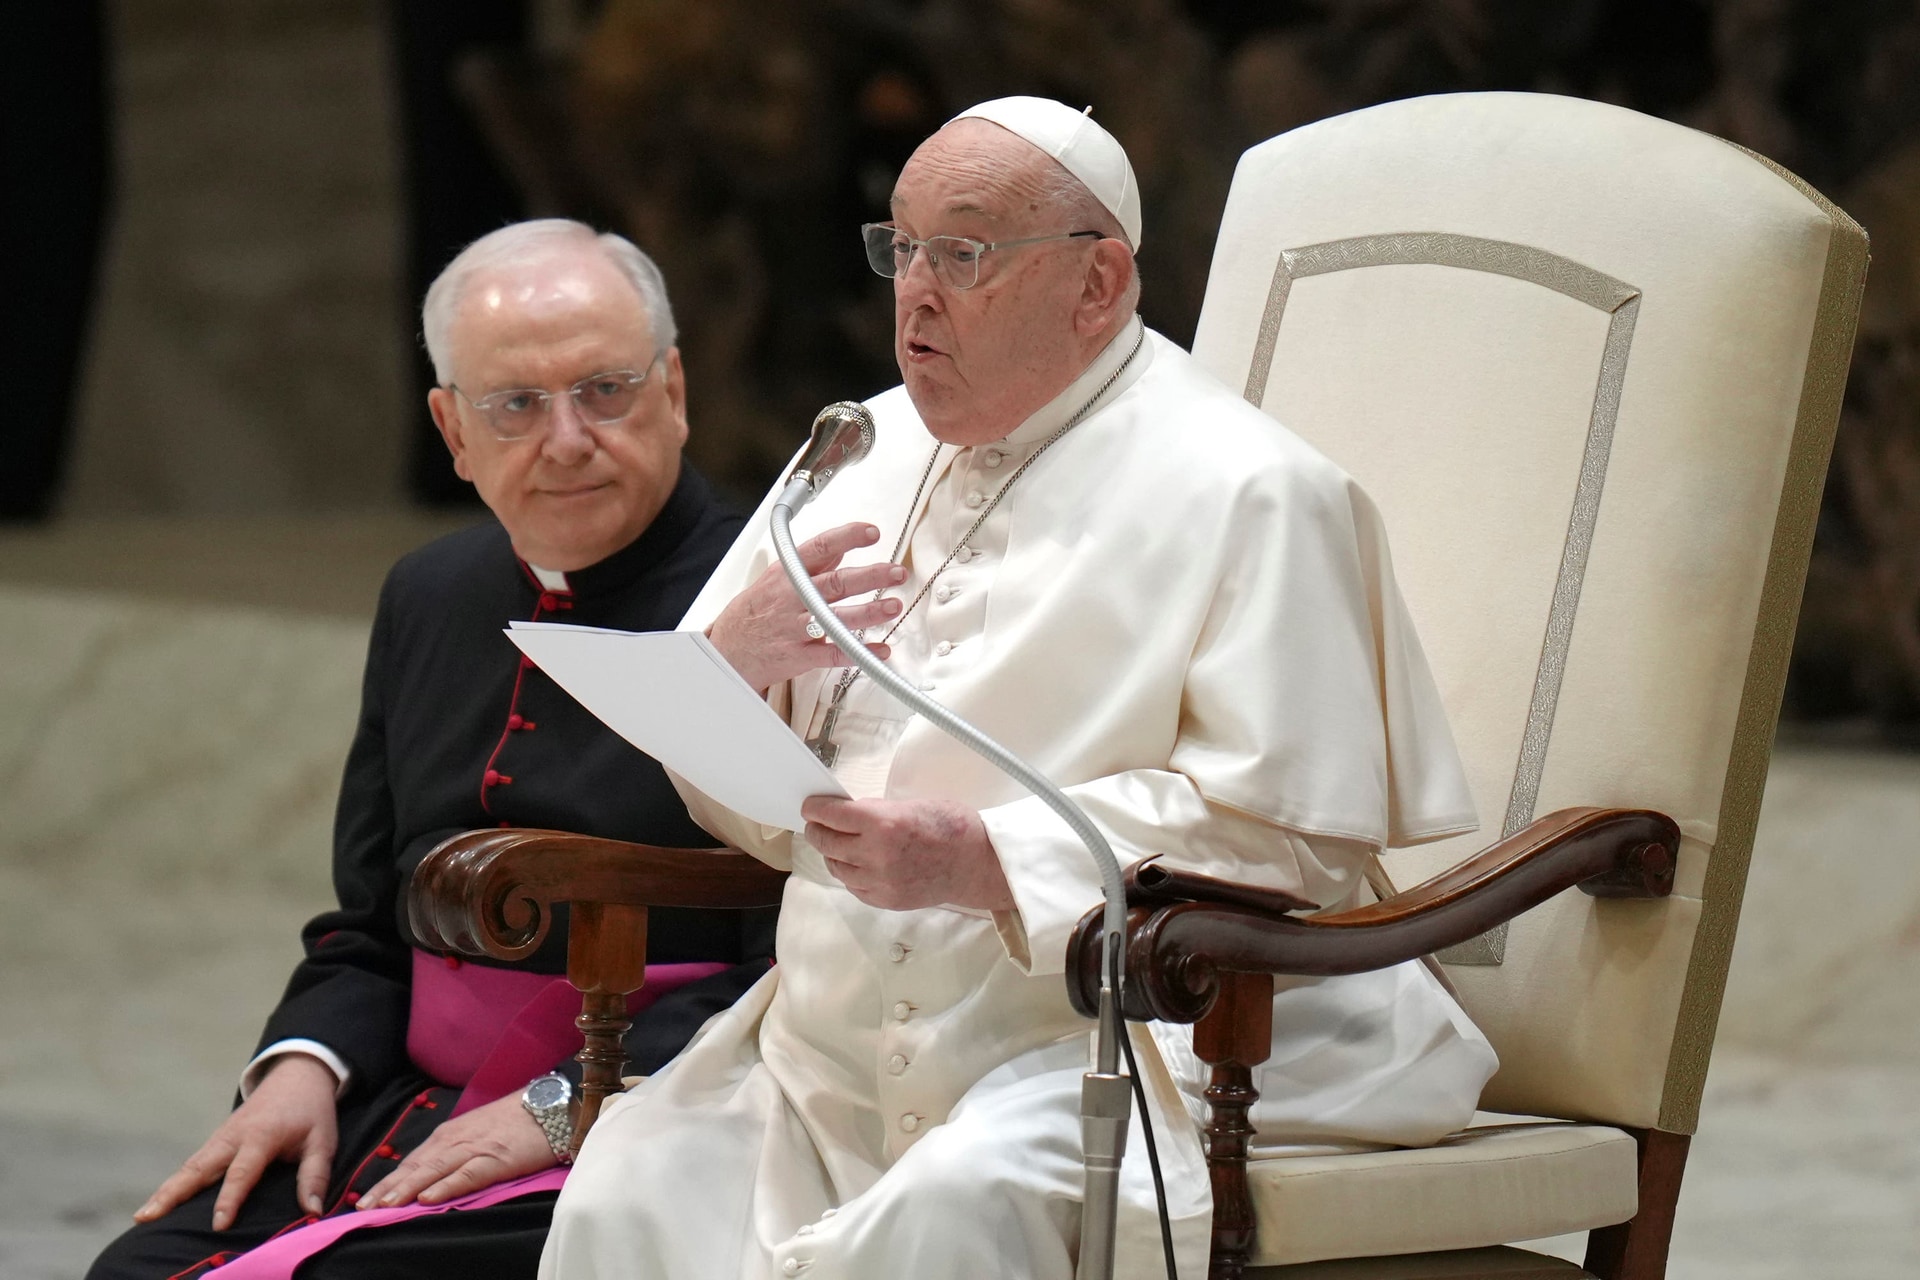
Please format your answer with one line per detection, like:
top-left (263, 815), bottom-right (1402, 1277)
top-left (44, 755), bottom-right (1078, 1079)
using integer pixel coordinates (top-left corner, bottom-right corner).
top-left (505, 621), bottom-right (847, 831)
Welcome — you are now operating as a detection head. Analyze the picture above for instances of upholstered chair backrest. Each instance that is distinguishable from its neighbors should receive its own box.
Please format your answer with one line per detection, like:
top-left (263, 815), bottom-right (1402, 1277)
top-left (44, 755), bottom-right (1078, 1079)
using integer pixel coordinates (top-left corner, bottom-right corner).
top-left (1191, 92), bottom-right (1865, 1134)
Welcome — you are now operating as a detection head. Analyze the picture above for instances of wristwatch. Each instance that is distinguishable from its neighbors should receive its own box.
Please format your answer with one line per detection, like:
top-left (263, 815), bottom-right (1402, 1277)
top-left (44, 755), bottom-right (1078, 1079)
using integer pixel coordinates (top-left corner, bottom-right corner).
top-left (521, 1072), bottom-right (575, 1164)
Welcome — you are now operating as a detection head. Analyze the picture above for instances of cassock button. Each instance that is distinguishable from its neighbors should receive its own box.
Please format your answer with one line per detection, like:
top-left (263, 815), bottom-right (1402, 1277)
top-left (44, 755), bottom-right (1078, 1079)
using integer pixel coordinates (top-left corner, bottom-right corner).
top-left (795, 1224), bottom-right (815, 1237)
top-left (782, 1259), bottom-right (804, 1276)
top-left (891, 1000), bottom-right (913, 1022)
top-left (899, 1113), bottom-right (921, 1133)
top-left (888, 942), bottom-right (909, 962)
top-left (983, 449), bottom-right (1004, 468)
top-left (342, 1191), bottom-right (361, 1206)
top-left (933, 640), bottom-right (953, 657)
top-left (539, 592), bottom-right (559, 611)
top-left (507, 714), bottom-right (524, 731)
top-left (886, 1053), bottom-right (908, 1076)
top-left (443, 954), bottom-right (461, 970)
top-left (965, 491), bottom-right (985, 508)
top-left (934, 585), bottom-right (954, 603)
top-left (375, 1144), bottom-right (397, 1159)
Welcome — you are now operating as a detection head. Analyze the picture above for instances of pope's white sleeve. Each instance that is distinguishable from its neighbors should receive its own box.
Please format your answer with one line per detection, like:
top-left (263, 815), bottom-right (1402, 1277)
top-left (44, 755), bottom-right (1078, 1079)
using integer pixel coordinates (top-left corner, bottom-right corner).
top-left (979, 770), bottom-right (1373, 977)
top-left (239, 1039), bottom-right (352, 1100)
top-left (665, 765), bottom-right (796, 872)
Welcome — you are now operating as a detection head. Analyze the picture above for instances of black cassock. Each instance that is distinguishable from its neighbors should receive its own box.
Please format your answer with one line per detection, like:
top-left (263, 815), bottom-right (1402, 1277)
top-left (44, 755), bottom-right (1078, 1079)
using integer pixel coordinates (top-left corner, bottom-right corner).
top-left (92, 465), bottom-right (774, 1280)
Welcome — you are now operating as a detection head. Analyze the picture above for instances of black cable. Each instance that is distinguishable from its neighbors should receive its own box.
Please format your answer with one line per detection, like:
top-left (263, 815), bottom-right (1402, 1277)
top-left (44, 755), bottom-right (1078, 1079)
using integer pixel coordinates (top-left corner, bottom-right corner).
top-left (1116, 985), bottom-right (1180, 1280)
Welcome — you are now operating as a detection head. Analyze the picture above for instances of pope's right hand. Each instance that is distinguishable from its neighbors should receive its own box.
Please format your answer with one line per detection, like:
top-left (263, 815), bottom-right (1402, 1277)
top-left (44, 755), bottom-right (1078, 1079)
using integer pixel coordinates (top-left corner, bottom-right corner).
top-left (707, 522), bottom-right (907, 693)
top-left (135, 1052), bottom-right (339, 1230)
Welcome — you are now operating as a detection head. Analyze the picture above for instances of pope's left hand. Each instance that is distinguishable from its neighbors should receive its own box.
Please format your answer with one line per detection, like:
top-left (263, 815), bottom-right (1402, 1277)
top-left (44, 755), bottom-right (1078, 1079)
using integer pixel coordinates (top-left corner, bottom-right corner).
top-left (357, 1090), bottom-right (555, 1211)
top-left (802, 796), bottom-right (1015, 913)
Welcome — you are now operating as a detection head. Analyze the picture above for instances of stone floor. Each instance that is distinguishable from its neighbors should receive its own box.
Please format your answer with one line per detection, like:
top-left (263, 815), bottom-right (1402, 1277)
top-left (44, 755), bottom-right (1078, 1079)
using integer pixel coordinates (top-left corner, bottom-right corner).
top-left (1, 538), bottom-right (1916, 1278)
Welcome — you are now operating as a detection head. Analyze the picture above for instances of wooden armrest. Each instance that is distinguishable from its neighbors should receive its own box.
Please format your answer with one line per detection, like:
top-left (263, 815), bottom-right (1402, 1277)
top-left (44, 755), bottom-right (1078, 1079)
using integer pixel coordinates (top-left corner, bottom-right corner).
top-left (1066, 806), bottom-right (1679, 1022)
top-left (1125, 859), bottom-right (1319, 914)
top-left (407, 827), bottom-right (788, 1151)
top-left (408, 827), bottom-right (789, 963)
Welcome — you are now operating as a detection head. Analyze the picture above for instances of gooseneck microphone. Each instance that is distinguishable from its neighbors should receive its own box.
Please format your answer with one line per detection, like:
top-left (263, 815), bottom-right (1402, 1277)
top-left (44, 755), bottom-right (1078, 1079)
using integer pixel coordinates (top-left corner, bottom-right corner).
top-left (771, 401), bottom-right (1134, 1280)
top-left (787, 400), bottom-right (876, 496)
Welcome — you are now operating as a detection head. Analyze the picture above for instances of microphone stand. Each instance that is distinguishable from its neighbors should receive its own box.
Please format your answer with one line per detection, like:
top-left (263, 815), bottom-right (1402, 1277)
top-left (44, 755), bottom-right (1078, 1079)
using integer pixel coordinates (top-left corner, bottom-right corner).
top-left (772, 428), bottom-right (1132, 1280)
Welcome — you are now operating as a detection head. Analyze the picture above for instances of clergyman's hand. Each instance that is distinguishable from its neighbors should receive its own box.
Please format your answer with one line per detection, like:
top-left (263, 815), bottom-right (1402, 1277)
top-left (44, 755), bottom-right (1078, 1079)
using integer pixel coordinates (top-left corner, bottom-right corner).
top-left (358, 1089), bottom-right (555, 1210)
top-left (803, 796), bottom-right (1015, 913)
top-left (707, 522), bottom-right (906, 693)
top-left (136, 1052), bottom-right (339, 1230)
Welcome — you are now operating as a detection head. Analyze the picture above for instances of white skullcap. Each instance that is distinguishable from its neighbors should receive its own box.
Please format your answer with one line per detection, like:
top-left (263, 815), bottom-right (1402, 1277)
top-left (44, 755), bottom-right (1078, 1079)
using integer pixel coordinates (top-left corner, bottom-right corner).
top-left (947, 96), bottom-right (1142, 249)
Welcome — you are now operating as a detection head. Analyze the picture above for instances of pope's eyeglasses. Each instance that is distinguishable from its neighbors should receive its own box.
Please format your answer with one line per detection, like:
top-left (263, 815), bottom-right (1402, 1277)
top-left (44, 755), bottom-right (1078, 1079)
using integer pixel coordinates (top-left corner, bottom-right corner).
top-left (861, 223), bottom-right (1100, 290)
top-left (448, 355), bottom-right (664, 441)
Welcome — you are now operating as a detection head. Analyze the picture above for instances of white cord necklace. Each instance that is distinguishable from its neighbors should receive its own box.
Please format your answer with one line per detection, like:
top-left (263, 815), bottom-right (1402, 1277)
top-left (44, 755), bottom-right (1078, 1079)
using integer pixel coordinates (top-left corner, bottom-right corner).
top-left (806, 326), bottom-right (1146, 766)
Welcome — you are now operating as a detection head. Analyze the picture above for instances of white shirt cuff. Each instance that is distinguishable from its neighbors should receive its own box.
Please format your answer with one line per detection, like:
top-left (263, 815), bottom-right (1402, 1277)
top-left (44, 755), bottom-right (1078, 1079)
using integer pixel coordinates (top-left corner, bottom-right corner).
top-left (240, 1039), bottom-right (352, 1100)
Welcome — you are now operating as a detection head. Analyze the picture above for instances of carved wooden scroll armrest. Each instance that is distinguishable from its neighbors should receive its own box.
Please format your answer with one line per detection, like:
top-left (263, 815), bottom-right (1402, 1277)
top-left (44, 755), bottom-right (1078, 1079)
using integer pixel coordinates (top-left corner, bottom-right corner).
top-left (407, 827), bottom-right (788, 960)
top-left (406, 828), bottom-right (789, 1153)
top-left (1066, 806), bottom-right (1678, 1023)
top-left (1124, 861), bottom-right (1320, 915)
top-left (1064, 806), bottom-right (1677, 1280)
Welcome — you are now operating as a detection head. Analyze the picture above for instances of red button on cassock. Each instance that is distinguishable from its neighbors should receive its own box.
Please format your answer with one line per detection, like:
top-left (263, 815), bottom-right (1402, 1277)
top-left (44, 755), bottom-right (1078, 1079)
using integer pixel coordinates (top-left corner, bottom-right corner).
top-left (539, 592), bottom-right (559, 611)
top-left (375, 1144), bottom-right (397, 1159)
top-left (443, 954), bottom-right (461, 970)
top-left (507, 714), bottom-right (524, 730)
top-left (342, 1191), bottom-right (361, 1206)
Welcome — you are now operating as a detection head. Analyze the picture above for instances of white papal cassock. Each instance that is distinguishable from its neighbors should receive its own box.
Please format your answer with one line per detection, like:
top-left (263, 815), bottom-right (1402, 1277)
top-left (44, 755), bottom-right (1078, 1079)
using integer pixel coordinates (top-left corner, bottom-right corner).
top-left (541, 319), bottom-right (1499, 1280)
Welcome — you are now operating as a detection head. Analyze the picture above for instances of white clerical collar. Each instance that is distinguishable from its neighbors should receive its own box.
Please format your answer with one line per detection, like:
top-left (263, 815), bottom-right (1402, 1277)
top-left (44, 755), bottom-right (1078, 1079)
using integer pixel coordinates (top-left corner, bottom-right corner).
top-left (527, 563), bottom-right (571, 592)
top-left (999, 315), bottom-right (1147, 447)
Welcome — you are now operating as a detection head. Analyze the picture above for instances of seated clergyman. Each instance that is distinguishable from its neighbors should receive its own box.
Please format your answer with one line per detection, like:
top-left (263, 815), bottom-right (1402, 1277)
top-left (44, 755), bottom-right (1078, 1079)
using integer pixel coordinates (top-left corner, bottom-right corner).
top-left (539, 99), bottom-right (1499, 1280)
top-left (90, 220), bottom-right (775, 1280)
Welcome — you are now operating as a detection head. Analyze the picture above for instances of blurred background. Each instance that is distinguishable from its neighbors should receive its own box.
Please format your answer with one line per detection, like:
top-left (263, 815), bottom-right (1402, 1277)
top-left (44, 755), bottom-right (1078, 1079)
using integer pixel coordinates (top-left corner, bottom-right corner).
top-left (2, 1), bottom-right (1916, 1276)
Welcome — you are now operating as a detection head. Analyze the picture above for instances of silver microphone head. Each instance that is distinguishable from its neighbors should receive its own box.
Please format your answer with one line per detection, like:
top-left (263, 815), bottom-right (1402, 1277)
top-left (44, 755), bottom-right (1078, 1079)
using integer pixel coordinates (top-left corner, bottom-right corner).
top-left (789, 401), bottom-right (876, 495)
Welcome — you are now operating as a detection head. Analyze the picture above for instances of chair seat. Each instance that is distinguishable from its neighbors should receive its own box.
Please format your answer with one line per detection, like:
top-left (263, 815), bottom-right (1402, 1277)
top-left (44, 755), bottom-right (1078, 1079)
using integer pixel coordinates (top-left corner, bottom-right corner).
top-left (1251, 1245), bottom-right (1592, 1279)
top-left (1248, 1115), bottom-right (1639, 1266)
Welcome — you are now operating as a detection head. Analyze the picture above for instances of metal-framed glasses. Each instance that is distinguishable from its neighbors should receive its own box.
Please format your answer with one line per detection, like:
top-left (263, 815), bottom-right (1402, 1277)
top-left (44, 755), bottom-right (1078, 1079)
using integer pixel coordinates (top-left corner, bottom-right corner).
top-left (861, 223), bottom-right (1100, 290)
top-left (449, 356), bottom-right (663, 441)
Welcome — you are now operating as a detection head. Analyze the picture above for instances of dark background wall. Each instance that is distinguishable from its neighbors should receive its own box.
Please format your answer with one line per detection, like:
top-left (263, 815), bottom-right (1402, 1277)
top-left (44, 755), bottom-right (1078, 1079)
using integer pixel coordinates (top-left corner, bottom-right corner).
top-left (8, 0), bottom-right (1920, 733)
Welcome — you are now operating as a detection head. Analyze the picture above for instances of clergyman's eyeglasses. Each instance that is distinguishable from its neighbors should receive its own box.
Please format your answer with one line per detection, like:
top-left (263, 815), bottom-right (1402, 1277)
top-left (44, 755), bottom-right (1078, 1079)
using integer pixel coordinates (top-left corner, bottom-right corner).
top-left (861, 223), bottom-right (1100, 290)
top-left (449, 355), bottom-right (664, 441)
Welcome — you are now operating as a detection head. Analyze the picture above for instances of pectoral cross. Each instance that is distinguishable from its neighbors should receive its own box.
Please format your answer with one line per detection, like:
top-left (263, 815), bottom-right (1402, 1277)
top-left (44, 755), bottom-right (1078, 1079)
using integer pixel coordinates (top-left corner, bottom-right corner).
top-left (805, 701), bottom-right (845, 768)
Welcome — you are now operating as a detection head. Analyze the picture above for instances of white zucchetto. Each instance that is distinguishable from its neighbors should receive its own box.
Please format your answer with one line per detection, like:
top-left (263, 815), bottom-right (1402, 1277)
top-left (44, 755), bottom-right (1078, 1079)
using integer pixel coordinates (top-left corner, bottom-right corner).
top-left (948, 96), bottom-right (1143, 249)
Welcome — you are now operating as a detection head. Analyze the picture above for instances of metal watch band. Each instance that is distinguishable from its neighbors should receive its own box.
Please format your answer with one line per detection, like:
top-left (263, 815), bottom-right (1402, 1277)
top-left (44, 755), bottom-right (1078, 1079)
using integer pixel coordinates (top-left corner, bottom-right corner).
top-left (537, 1107), bottom-right (573, 1164)
top-left (522, 1073), bottom-right (575, 1165)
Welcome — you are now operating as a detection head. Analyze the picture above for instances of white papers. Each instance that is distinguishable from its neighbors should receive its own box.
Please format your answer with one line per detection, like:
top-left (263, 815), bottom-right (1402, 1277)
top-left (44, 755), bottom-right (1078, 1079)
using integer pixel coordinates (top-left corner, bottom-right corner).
top-left (505, 622), bottom-right (847, 831)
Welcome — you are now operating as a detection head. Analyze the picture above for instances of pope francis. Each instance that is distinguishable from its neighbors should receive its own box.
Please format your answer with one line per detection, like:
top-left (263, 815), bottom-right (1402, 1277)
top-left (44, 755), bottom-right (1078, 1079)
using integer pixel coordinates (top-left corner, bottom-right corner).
top-left (540, 97), bottom-right (1499, 1280)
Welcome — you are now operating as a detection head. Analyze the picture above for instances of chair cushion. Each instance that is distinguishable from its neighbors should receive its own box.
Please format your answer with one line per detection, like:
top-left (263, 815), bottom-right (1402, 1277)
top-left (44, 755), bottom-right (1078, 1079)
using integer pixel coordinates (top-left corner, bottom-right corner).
top-left (1244, 1251), bottom-right (1589, 1280)
top-left (1251, 1245), bottom-right (1591, 1278)
top-left (1248, 1116), bottom-right (1638, 1266)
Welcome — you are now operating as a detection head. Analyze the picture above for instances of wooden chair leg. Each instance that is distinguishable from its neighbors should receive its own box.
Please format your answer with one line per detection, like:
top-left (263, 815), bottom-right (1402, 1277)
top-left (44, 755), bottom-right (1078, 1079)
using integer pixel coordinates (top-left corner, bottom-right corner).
top-left (1583, 1128), bottom-right (1690, 1280)
top-left (1193, 970), bottom-right (1275, 1280)
top-left (565, 901), bottom-right (650, 1158)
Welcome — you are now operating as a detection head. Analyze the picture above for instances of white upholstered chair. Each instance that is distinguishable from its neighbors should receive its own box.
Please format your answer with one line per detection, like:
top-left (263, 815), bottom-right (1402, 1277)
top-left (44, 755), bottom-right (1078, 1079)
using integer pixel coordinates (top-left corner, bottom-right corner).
top-left (407, 89), bottom-right (1868, 1280)
top-left (1177, 90), bottom-right (1867, 1278)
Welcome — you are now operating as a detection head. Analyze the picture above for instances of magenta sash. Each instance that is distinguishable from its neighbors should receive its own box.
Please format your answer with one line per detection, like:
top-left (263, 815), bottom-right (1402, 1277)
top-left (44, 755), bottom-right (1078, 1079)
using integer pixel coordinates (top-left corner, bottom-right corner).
top-left (209, 951), bottom-right (730, 1276)
top-left (407, 949), bottom-right (729, 1113)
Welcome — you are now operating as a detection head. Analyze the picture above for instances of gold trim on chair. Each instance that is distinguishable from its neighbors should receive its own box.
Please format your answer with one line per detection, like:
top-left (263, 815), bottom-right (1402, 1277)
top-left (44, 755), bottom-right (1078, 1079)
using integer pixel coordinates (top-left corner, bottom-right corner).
top-left (1655, 147), bottom-right (1870, 1133)
top-left (1243, 232), bottom-right (1642, 965)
